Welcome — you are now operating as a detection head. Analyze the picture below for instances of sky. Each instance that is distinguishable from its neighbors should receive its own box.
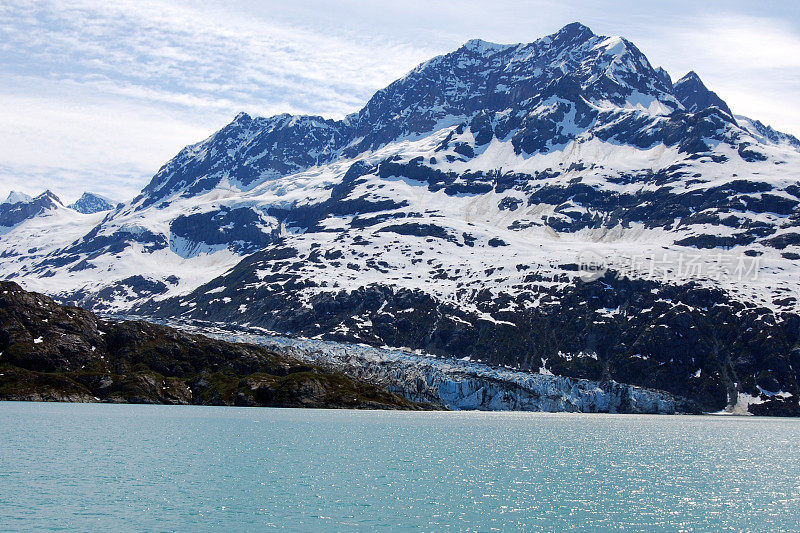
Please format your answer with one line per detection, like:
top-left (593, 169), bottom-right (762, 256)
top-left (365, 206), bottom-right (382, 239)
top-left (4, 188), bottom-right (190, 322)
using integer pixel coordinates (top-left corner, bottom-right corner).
top-left (1, 0), bottom-right (799, 204)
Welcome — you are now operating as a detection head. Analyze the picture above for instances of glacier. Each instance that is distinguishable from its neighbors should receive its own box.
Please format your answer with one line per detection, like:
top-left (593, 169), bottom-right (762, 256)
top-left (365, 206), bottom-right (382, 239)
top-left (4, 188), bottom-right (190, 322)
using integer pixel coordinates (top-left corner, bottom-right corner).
top-left (144, 318), bottom-right (691, 414)
top-left (2, 22), bottom-right (800, 415)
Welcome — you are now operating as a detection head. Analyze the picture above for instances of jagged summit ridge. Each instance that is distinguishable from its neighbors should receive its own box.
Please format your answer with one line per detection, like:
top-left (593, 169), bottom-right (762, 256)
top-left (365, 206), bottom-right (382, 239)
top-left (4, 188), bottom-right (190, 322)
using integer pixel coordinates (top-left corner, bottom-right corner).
top-left (134, 22), bottom-right (695, 207)
top-left (2, 23), bottom-right (800, 416)
top-left (2, 190), bottom-right (61, 206)
top-left (3, 190), bottom-right (33, 204)
top-left (673, 70), bottom-right (733, 117)
top-left (0, 190), bottom-right (64, 230)
top-left (346, 22), bottom-right (680, 155)
top-left (461, 37), bottom-right (510, 53)
top-left (736, 115), bottom-right (800, 149)
top-left (69, 192), bottom-right (116, 214)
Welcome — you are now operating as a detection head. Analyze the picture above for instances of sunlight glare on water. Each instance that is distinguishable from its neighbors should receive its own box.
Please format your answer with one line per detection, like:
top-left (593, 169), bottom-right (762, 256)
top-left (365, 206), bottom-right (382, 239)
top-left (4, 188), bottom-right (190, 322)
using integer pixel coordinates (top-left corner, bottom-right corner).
top-left (1, 402), bottom-right (799, 531)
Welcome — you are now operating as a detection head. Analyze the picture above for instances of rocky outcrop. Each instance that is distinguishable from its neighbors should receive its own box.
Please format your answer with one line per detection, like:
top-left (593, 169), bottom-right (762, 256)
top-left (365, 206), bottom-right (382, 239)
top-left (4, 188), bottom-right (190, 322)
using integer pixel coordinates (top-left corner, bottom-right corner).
top-left (3, 24), bottom-right (800, 417)
top-left (0, 190), bottom-right (63, 229)
top-left (0, 281), bottom-right (428, 410)
top-left (142, 254), bottom-right (800, 416)
top-left (68, 192), bottom-right (115, 214)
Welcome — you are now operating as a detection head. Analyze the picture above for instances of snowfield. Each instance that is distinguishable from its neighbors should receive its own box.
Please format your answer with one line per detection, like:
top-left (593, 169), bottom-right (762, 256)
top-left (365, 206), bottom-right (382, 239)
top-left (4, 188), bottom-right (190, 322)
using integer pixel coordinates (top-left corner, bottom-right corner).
top-left (2, 22), bottom-right (799, 415)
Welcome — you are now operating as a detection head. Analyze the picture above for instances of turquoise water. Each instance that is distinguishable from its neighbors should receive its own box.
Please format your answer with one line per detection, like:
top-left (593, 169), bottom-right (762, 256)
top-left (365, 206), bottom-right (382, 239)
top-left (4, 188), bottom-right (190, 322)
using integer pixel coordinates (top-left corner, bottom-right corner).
top-left (1, 403), bottom-right (799, 531)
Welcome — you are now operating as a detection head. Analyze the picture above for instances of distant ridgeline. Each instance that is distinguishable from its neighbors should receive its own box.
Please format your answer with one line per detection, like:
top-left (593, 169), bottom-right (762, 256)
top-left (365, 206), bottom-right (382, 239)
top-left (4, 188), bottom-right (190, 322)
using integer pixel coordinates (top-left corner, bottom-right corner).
top-left (2, 23), bottom-right (800, 415)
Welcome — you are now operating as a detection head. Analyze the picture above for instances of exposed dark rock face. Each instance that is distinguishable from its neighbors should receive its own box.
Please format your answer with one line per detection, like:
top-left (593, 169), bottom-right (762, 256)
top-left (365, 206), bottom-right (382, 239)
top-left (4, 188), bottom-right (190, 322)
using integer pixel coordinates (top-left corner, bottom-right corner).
top-left (3, 23), bottom-right (800, 417)
top-left (0, 281), bottom-right (427, 410)
top-left (673, 71), bottom-right (734, 117)
top-left (141, 263), bottom-right (800, 416)
top-left (69, 193), bottom-right (115, 214)
top-left (0, 191), bottom-right (63, 229)
top-left (170, 206), bottom-right (278, 256)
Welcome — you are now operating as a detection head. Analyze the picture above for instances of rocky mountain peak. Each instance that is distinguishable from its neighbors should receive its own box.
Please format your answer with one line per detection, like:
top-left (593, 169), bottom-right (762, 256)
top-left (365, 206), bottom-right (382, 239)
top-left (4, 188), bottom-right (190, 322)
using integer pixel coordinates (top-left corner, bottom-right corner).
top-left (346, 23), bottom-right (680, 154)
top-left (678, 70), bottom-right (702, 83)
top-left (36, 190), bottom-right (63, 206)
top-left (134, 23), bottom-right (728, 206)
top-left (552, 21), bottom-right (596, 42)
top-left (0, 190), bottom-right (64, 229)
top-left (460, 38), bottom-right (510, 55)
top-left (674, 70), bottom-right (733, 116)
top-left (3, 190), bottom-right (33, 205)
top-left (113, 22), bottom-right (796, 233)
top-left (69, 192), bottom-right (115, 214)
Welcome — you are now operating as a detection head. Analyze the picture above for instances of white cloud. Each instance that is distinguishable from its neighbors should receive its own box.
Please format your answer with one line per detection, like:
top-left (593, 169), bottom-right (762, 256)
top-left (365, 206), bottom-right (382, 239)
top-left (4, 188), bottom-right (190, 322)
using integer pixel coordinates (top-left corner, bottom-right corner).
top-left (633, 13), bottom-right (800, 135)
top-left (0, 0), bottom-right (436, 201)
top-left (684, 15), bottom-right (800, 69)
top-left (0, 1), bottom-right (798, 203)
top-left (0, 0), bottom-right (434, 116)
top-left (0, 87), bottom-right (214, 203)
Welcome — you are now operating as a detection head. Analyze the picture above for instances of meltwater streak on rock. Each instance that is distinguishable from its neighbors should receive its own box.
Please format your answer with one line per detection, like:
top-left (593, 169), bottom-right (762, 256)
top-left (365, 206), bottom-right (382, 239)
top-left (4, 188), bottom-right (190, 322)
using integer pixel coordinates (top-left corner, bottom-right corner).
top-left (165, 321), bottom-right (693, 414)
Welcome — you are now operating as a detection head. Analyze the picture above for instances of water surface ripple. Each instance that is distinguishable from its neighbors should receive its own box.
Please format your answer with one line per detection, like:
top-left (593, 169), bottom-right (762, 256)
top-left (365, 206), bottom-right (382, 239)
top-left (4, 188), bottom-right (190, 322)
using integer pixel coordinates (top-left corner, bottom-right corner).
top-left (1, 402), bottom-right (798, 531)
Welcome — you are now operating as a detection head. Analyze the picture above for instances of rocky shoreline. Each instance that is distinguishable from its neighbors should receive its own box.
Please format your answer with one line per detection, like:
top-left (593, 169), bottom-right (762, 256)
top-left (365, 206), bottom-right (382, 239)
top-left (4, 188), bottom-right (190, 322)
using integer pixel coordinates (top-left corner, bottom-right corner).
top-left (0, 281), bottom-right (429, 410)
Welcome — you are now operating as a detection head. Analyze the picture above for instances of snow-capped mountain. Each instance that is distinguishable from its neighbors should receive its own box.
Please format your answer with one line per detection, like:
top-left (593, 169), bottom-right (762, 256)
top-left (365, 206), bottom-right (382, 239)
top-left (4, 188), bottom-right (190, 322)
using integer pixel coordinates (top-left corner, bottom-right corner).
top-left (0, 190), bottom-right (107, 281)
top-left (1, 190), bottom-right (65, 232)
top-left (3, 191), bottom-right (33, 205)
top-left (673, 71), bottom-right (733, 117)
top-left (735, 115), bottom-right (800, 150)
top-left (69, 192), bottom-right (116, 214)
top-left (2, 22), bottom-right (800, 415)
